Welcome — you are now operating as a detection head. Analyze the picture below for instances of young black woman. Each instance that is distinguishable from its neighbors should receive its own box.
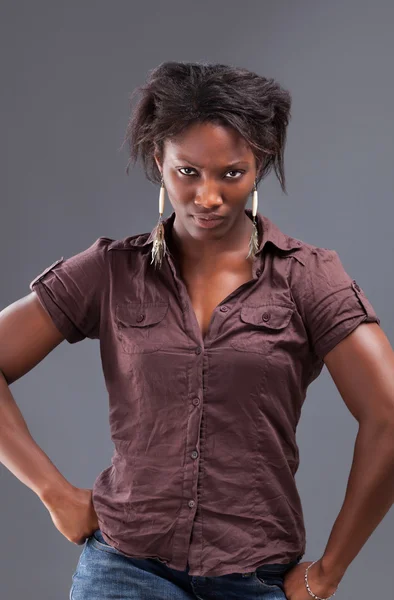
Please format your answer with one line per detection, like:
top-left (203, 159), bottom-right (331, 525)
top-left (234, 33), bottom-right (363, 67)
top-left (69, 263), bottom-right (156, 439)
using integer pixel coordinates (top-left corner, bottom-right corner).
top-left (0, 61), bottom-right (393, 600)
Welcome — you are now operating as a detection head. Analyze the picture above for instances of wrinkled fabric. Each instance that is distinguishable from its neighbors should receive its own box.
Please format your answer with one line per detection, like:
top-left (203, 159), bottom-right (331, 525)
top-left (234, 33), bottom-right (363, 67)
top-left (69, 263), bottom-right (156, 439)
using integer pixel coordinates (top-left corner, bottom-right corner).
top-left (29, 209), bottom-right (381, 577)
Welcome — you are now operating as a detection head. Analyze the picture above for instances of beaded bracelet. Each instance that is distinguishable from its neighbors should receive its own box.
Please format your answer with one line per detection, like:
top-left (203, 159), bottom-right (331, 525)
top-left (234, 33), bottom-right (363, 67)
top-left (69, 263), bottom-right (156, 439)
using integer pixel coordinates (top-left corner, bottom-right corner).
top-left (304, 560), bottom-right (338, 600)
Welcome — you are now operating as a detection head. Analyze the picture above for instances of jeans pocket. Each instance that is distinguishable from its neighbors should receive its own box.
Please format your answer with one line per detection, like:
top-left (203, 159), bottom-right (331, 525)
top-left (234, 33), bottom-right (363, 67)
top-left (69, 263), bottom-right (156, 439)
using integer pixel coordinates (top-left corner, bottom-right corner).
top-left (254, 572), bottom-right (285, 592)
top-left (254, 559), bottom-right (299, 592)
top-left (89, 529), bottom-right (127, 556)
top-left (70, 539), bottom-right (89, 599)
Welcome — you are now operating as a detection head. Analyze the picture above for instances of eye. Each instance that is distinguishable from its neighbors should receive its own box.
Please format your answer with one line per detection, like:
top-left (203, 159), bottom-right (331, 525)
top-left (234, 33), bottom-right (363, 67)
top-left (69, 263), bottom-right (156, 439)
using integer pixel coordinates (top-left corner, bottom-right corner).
top-left (226, 170), bottom-right (244, 179)
top-left (178, 167), bottom-right (196, 176)
top-left (178, 168), bottom-right (244, 179)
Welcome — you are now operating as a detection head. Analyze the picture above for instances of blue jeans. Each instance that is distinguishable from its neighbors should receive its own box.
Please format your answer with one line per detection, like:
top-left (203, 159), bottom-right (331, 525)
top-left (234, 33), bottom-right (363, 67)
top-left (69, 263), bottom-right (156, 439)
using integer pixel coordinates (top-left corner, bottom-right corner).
top-left (70, 529), bottom-right (301, 599)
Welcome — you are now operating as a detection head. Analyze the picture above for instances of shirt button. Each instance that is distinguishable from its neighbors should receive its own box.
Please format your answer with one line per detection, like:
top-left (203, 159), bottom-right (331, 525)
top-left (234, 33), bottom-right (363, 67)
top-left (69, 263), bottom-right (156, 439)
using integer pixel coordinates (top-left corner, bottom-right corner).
top-left (188, 500), bottom-right (195, 508)
top-left (220, 305), bottom-right (229, 312)
top-left (192, 397), bottom-right (200, 406)
top-left (195, 346), bottom-right (202, 354)
top-left (262, 312), bottom-right (270, 322)
top-left (136, 314), bottom-right (145, 323)
top-left (256, 269), bottom-right (262, 277)
top-left (191, 450), bottom-right (198, 459)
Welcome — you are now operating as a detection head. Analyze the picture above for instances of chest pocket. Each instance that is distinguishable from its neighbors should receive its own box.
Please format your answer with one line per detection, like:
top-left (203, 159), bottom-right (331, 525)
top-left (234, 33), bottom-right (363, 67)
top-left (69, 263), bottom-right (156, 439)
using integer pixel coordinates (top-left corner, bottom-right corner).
top-left (230, 303), bottom-right (294, 354)
top-left (115, 301), bottom-right (168, 354)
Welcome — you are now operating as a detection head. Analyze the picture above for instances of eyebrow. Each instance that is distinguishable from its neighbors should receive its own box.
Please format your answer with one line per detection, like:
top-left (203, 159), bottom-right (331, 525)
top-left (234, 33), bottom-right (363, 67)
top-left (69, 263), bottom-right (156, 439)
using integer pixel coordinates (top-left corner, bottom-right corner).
top-left (175, 157), bottom-right (251, 168)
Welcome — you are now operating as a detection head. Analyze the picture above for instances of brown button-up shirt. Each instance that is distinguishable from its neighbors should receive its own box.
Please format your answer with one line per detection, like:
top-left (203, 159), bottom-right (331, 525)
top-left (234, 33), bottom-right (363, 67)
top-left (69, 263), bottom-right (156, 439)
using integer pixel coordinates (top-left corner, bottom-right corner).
top-left (29, 208), bottom-right (380, 577)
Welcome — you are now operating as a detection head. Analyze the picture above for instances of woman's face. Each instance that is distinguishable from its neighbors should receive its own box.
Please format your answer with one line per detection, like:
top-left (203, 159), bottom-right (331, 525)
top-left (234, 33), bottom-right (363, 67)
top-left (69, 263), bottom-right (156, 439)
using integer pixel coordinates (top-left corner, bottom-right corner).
top-left (154, 121), bottom-right (258, 244)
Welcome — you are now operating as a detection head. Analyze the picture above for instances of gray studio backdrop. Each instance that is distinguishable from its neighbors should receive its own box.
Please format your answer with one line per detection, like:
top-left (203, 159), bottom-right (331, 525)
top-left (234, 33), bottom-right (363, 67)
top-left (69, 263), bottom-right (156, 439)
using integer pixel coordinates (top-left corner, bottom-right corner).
top-left (1, 1), bottom-right (393, 598)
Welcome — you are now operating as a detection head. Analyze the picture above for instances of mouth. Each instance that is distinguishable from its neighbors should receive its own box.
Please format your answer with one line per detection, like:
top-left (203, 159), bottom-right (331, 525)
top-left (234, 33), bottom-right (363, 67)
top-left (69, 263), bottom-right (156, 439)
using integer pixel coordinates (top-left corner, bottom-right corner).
top-left (193, 215), bottom-right (225, 229)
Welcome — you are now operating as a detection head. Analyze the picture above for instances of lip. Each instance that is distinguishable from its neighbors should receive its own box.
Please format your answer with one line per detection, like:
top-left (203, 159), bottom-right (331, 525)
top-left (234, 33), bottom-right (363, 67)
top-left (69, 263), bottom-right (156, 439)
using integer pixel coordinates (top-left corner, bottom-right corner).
top-left (193, 215), bottom-right (225, 229)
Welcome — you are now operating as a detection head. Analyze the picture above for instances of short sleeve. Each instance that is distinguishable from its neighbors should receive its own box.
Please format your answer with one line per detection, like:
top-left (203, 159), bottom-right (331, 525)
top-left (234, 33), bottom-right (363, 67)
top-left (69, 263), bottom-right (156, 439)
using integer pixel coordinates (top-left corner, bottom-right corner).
top-left (290, 247), bottom-right (381, 360)
top-left (29, 237), bottom-right (110, 343)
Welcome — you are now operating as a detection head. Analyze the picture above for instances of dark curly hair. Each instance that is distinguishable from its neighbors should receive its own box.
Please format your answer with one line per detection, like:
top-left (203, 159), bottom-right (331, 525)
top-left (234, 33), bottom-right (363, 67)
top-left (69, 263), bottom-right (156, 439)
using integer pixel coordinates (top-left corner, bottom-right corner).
top-left (121, 61), bottom-right (292, 194)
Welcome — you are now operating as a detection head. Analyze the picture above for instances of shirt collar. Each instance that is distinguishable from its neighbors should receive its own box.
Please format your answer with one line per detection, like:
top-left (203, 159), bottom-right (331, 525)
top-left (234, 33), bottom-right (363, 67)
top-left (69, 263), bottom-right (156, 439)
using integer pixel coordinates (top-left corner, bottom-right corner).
top-left (108, 209), bottom-right (302, 254)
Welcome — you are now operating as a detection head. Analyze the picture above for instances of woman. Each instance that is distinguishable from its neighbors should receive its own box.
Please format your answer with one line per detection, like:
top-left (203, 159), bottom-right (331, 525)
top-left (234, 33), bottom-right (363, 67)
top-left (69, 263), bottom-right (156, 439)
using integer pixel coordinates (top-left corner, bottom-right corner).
top-left (1, 61), bottom-right (393, 600)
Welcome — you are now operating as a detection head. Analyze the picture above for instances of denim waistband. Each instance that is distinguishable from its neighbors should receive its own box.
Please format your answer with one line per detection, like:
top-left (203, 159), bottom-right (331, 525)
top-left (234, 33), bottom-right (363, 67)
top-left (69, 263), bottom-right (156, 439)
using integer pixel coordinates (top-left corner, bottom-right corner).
top-left (255, 555), bottom-right (301, 575)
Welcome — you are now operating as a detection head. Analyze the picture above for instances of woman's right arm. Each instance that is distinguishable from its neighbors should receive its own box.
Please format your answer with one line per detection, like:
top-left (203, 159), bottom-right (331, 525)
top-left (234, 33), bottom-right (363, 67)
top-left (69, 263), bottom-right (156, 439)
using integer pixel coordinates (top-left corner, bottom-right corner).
top-left (0, 292), bottom-right (98, 543)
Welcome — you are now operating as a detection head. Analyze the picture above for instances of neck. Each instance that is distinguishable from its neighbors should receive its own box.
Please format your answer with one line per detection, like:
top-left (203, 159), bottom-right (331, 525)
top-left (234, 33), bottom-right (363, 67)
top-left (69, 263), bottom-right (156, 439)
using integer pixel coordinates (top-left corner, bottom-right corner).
top-left (169, 211), bottom-right (255, 266)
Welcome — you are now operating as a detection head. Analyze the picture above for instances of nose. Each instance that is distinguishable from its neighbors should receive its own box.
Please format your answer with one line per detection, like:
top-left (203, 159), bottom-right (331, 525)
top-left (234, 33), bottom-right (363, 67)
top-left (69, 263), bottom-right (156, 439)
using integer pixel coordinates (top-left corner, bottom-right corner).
top-left (194, 183), bottom-right (224, 209)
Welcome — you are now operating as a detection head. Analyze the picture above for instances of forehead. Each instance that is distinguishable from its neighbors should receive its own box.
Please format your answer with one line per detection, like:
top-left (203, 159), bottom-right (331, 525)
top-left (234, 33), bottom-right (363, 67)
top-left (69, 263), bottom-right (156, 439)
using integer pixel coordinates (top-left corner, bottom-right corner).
top-left (164, 122), bottom-right (254, 162)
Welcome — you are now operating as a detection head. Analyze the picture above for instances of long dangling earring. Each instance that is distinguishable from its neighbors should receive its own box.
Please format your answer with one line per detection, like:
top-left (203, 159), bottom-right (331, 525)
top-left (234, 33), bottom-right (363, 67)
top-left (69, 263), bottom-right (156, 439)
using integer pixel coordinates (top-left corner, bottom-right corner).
top-left (150, 174), bottom-right (167, 269)
top-left (246, 180), bottom-right (259, 258)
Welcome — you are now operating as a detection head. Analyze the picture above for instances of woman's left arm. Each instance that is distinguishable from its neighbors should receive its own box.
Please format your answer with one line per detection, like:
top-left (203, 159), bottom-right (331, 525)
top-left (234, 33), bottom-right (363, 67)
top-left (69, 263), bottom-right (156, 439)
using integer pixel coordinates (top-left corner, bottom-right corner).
top-left (313, 321), bottom-right (394, 587)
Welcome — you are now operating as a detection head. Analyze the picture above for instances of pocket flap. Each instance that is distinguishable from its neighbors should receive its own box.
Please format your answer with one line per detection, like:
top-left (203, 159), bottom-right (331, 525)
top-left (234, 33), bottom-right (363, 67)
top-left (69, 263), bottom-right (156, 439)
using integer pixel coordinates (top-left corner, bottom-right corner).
top-left (240, 304), bottom-right (294, 329)
top-left (115, 302), bottom-right (168, 328)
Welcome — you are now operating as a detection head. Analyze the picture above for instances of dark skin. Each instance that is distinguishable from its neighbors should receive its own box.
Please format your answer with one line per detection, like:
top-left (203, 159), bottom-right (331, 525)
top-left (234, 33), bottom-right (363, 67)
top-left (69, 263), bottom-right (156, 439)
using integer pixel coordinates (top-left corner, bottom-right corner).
top-left (154, 122), bottom-right (258, 340)
top-left (154, 122), bottom-right (394, 598)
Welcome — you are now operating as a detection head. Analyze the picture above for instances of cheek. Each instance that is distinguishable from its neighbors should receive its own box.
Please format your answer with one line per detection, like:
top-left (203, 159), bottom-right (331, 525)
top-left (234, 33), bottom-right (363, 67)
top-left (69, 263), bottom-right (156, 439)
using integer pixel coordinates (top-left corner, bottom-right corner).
top-left (165, 173), bottom-right (183, 196)
top-left (165, 181), bottom-right (191, 207)
top-left (162, 190), bottom-right (186, 215)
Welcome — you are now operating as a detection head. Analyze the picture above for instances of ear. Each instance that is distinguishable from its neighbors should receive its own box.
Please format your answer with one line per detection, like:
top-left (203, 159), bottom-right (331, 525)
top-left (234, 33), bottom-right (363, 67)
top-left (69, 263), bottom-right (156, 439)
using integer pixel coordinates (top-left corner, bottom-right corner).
top-left (255, 153), bottom-right (269, 179)
top-left (153, 144), bottom-right (163, 174)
